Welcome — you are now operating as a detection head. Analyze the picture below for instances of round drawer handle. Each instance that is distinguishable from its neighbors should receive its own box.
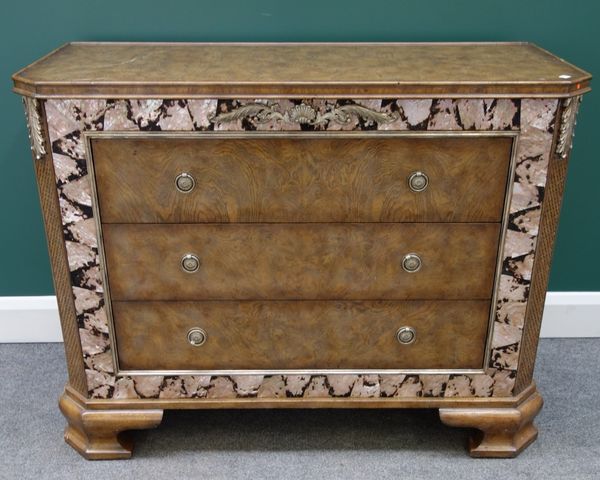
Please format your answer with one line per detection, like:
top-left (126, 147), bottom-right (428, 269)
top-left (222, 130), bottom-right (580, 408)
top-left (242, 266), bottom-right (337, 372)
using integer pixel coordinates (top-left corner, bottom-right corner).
top-left (181, 253), bottom-right (200, 273)
top-left (187, 327), bottom-right (207, 347)
top-left (175, 172), bottom-right (195, 193)
top-left (402, 253), bottom-right (422, 273)
top-left (396, 326), bottom-right (416, 345)
top-left (408, 171), bottom-right (429, 192)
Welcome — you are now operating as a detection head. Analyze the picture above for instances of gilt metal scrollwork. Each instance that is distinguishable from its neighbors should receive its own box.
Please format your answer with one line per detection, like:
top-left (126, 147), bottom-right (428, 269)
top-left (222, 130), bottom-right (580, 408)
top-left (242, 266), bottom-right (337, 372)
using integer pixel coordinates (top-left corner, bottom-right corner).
top-left (210, 102), bottom-right (399, 127)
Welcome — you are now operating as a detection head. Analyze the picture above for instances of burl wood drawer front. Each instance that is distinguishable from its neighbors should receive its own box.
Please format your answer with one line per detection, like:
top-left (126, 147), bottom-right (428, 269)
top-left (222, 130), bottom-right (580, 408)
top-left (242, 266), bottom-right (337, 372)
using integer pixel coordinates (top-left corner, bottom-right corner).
top-left (91, 135), bottom-right (513, 223)
top-left (112, 300), bottom-right (490, 371)
top-left (102, 223), bottom-right (500, 301)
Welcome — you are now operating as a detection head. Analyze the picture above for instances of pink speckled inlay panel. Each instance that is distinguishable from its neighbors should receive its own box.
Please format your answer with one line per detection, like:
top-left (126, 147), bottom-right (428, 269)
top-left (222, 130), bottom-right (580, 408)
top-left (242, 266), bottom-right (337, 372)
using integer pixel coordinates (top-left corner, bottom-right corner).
top-left (45, 98), bottom-right (557, 399)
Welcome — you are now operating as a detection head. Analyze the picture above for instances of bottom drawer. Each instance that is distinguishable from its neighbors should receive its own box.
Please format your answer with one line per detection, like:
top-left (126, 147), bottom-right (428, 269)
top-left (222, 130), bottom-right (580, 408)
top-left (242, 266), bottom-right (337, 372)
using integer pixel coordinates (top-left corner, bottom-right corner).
top-left (112, 300), bottom-right (490, 372)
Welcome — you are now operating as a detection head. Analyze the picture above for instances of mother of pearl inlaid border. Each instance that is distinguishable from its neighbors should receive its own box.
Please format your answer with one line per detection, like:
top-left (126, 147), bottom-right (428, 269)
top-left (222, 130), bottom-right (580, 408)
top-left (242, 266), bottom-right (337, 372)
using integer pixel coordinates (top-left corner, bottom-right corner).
top-left (44, 97), bottom-right (557, 399)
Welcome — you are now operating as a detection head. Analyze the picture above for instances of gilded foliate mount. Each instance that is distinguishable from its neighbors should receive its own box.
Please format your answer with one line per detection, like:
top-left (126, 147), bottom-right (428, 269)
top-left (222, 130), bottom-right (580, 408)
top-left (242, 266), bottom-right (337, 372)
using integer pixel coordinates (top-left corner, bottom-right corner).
top-left (210, 102), bottom-right (400, 127)
top-left (22, 97), bottom-right (46, 160)
top-left (556, 96), bottom-right (582, 160)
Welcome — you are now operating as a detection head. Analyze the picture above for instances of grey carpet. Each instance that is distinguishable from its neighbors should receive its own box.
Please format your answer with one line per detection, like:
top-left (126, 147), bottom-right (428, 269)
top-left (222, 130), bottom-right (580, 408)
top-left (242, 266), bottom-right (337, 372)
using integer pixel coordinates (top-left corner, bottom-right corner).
top-left (0, 339), bottom-right (598, 479)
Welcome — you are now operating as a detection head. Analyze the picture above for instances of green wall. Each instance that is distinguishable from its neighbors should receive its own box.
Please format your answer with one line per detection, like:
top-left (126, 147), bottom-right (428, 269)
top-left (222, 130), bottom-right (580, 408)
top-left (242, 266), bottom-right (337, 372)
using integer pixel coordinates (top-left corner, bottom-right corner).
top-left (1, 0), bottom-right (597, 295)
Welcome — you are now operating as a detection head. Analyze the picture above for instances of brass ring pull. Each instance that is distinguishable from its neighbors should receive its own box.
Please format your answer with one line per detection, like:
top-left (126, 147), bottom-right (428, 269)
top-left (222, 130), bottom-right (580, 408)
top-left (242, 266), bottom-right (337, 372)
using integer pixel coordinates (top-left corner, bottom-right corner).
top-left (181, 253), bottom-right (200, 273)
top-left (408, 171), bottom-right (429, 192)
top-left (175, 172), bottom-right (195, 193)
top-left (402, 253), bottom-right (422, 273)
top-left (187, 328), bottom-right (207, 347)
top-left (396, 326), bottom-right (416, 345)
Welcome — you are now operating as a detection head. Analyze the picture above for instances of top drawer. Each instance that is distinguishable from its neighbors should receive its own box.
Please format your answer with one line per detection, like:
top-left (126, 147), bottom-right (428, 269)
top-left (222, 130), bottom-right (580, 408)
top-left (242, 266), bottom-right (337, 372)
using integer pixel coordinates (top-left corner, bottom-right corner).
top-left (90, 135), bottom-right (513, 223)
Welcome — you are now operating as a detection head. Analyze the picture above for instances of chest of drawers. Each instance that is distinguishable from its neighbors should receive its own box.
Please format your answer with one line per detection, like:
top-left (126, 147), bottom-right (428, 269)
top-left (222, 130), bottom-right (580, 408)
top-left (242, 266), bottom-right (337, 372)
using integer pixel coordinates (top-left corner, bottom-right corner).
top-left (13, 42), bottom-right (590, 459)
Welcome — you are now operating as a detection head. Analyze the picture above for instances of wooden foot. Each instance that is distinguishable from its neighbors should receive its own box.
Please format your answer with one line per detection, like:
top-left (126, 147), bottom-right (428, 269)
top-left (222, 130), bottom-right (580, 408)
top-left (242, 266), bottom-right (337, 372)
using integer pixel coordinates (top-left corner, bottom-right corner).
top-left (439, 386), bottom-right (543, 458)
top-left (58, 388), bottom-right (163, 460)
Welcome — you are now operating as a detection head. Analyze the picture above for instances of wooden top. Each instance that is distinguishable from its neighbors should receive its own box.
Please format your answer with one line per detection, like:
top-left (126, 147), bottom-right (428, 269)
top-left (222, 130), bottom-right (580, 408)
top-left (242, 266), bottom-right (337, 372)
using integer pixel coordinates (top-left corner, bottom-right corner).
top-left (13, 42), bottom-right (591, 98)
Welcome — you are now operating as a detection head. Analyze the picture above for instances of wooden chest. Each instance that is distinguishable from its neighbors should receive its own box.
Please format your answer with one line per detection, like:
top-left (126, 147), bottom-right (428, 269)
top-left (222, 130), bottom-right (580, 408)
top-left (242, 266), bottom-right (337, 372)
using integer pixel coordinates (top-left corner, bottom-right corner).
top-left (13, 42), bottom-right (591, 459)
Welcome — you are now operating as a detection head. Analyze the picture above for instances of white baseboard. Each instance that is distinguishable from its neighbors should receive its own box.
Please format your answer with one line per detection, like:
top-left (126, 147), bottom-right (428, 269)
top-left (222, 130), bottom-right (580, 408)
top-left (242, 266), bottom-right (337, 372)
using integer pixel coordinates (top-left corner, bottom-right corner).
top-left (0, 296), bottom-right (63, 342)
top-left (538, 292), bottom-right (600, 338)
top-left (0, 293), bottom-right (598, 342)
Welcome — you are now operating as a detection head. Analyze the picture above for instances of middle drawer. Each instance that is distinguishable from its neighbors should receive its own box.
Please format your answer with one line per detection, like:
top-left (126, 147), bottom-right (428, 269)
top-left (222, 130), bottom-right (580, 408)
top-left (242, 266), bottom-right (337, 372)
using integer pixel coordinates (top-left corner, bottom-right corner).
top-left (102, 223), bottom-right (500, 301)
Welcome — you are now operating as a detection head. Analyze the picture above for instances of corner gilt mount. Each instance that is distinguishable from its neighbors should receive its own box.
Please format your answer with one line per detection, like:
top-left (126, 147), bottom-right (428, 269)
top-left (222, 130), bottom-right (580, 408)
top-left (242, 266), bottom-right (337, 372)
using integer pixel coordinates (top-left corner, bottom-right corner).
top-left (556, 96), bottom-right (582, 160)
top-left (22, 97), bottom-right (46, 160)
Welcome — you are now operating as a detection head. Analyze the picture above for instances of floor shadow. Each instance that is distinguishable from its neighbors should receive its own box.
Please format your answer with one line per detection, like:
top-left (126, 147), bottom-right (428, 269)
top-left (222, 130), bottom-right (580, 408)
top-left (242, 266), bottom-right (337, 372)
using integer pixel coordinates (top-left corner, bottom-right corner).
top-left (133, 408), bottom-right (469, 458)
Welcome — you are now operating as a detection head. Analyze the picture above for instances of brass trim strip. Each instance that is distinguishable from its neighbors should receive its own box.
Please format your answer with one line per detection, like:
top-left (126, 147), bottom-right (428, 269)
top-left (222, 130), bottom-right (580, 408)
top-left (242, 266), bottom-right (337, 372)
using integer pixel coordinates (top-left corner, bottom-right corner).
top-left (117, 368), bottom-right (488, 377)
top-left (83, 129), bottom-right (518, 379)
top-left (481, 132), bottom-right (520, 369)
top-left (15, 86), bottom-right (592, 100)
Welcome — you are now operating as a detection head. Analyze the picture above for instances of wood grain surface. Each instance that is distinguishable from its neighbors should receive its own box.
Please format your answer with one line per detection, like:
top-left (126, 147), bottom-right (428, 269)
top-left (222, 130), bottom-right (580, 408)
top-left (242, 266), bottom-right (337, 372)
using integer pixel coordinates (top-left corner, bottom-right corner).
top-left (13, 43), bottom-right (591, 97)
top-left (59, 388), bottom-right (163, 459)
top-left (112, 300), bottom-right (491, 371)
top-left (102, 223), bottom-right (501, 301)
top-left (440, 387), bottom-right (543, 458)
top-left (91, 135), bottom-right (513, 223)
